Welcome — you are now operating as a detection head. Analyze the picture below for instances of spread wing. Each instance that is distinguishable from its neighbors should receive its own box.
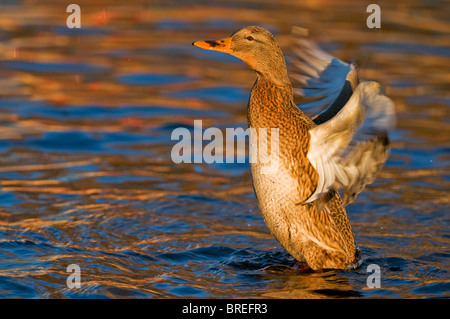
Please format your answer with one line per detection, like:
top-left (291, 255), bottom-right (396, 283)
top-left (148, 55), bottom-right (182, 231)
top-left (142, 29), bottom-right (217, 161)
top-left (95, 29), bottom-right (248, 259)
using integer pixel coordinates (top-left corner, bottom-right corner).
top-left (289, 26), bottom-right (359, 125)
top-left (288, 27), bottom-right (396, 206)
top-left (305, 81), bottom-right (396, 205)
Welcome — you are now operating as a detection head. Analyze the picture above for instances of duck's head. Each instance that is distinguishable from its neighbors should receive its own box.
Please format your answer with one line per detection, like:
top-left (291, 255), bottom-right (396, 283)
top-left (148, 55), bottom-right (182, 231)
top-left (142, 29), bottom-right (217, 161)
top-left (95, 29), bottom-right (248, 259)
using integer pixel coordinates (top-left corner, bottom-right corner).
top-left (193, 26), bottom-right (290, 86)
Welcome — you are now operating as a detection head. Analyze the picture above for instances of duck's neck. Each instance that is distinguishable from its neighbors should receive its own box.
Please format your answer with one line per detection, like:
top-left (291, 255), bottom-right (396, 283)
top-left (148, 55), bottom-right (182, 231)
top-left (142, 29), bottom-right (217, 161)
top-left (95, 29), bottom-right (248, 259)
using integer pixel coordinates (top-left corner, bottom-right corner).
top-left (255, 54), bottom-right (291, 87)
top-left (247, 76), bottom-right (311, 128)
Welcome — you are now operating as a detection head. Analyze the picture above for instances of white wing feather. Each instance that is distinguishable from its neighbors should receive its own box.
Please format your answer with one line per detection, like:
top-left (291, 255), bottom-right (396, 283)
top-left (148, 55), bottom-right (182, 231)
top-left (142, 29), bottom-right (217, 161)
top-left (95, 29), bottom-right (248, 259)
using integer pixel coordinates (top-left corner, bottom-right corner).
top-left (289, 27), bottom-right (396, 206)
top-left (289, 26), bottom-right (358, 122)
top-left (305, 82), bottom-right (395, 205)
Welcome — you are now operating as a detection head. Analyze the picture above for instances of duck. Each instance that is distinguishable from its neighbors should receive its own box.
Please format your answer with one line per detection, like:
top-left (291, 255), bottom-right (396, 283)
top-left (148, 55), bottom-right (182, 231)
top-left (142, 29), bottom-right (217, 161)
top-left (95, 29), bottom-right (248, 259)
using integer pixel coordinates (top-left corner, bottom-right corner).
top-left (193, 26), bottom-right (395, 270)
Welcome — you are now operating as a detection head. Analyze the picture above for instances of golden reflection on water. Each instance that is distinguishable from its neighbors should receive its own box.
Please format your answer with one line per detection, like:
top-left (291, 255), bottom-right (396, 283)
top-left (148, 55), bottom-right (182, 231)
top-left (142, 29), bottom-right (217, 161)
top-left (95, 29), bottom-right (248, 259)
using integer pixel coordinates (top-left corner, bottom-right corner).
top-left (0, 0), bottom-right (448, 298)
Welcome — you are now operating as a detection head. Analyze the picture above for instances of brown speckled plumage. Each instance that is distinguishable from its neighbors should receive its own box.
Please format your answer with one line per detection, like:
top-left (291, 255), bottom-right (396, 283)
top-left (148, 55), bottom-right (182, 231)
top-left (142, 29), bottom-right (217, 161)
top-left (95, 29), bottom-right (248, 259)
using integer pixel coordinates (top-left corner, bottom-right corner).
top-left (247, 77), bottom-right (356, 269)
top-left (191, 25), bottom-right (394, 270)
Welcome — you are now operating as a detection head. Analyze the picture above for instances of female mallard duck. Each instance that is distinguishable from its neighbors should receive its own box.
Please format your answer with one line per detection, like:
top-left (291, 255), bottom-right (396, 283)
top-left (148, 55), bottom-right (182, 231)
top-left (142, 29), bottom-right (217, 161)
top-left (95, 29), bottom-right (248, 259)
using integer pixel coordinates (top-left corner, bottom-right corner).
top-left (193, 26), bottom-right (395, 270)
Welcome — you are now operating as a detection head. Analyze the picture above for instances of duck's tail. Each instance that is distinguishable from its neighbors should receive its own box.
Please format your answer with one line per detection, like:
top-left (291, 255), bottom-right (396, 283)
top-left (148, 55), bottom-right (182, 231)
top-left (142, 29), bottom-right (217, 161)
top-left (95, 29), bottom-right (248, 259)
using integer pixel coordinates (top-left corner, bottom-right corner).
top-left (319, 189), bottom-right (358, 265)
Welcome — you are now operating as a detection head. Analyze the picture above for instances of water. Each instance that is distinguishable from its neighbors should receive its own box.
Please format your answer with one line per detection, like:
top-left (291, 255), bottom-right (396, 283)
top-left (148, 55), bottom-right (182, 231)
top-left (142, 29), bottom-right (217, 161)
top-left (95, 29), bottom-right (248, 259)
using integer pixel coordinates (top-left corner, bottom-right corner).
top-left (0, 0), bottom-right (449, 298)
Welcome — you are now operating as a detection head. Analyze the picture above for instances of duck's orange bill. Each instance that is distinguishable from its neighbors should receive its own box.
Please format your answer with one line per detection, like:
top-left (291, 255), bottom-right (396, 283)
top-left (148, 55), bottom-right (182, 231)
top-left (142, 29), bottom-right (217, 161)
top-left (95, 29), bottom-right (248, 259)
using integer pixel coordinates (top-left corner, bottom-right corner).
top-left (192, 37), bottom-right (233, 54)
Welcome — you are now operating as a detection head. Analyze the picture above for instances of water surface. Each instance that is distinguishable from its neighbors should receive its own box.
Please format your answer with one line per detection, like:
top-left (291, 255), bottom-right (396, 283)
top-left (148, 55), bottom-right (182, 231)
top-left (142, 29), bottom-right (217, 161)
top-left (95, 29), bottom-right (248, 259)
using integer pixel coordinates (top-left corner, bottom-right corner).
top-left (0, 0), bottom-right (448, 298)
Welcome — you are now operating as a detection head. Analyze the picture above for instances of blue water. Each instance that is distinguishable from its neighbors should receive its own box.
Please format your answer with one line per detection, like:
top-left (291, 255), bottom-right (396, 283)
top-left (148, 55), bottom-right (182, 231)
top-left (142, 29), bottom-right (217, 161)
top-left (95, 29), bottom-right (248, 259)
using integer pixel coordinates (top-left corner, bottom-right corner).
top-left (0, 0), bottom-right (448, 299)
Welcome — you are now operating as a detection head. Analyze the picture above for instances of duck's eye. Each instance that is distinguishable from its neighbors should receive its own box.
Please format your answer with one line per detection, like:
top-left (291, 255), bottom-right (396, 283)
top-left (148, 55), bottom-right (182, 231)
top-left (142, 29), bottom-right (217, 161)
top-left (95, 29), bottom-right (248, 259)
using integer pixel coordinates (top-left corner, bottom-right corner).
top-left (246, 36), bottom-right (254, 41)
